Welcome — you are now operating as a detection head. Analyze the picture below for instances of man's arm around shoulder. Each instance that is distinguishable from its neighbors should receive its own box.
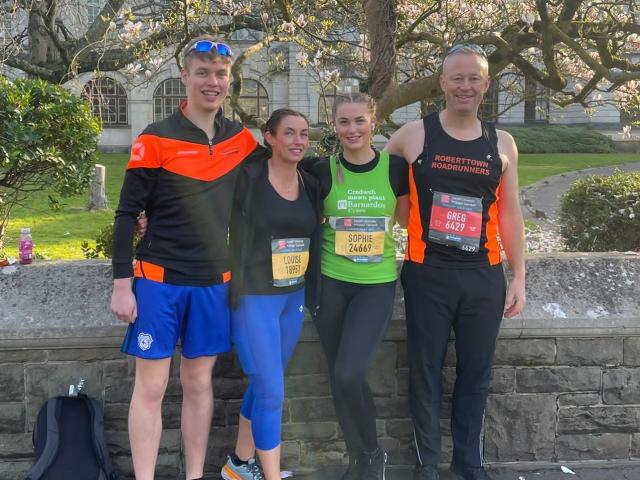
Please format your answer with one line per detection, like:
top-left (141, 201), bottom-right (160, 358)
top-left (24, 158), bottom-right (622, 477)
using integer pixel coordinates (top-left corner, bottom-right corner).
top-left (384, 120), bottom-right (424, 163)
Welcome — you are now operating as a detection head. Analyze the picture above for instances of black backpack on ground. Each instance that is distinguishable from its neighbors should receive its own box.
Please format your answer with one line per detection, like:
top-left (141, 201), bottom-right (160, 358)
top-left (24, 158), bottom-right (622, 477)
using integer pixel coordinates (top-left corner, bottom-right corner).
top-left (24, 394), bottom-right (118, 480)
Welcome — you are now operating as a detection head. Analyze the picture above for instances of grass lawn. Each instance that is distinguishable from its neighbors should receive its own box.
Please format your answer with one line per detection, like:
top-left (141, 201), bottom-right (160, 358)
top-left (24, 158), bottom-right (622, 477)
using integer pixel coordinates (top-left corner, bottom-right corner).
top-left (518, 153), bottom-right (639, 186)
top-left (3, 154), bottom-right (128, 260)
top-left (3, 152), bottom-right (639, 260)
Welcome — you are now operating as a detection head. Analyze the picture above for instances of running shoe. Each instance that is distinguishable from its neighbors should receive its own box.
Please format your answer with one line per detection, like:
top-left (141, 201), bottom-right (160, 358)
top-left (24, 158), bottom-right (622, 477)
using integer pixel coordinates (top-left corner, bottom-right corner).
top-left (221, 455), bottom-right (264, 480)
top-left (361, 448), bottom-right (387, 480)
top-left (341, 456), bottom-right (363, 479)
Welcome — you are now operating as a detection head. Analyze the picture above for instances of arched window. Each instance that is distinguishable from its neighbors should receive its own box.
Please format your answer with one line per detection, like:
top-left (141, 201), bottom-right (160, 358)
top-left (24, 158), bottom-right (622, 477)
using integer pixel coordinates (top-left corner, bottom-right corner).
top-left (153, 78), bottom-right (186, 122)
top-left (82, 77), bottom-right (128, 126)
top-left (318, 78), bottom-right (361, 124)
top-left (1, 14), bottom-right (12, 45)
top-left (224, 79), bottom-right (269, 122)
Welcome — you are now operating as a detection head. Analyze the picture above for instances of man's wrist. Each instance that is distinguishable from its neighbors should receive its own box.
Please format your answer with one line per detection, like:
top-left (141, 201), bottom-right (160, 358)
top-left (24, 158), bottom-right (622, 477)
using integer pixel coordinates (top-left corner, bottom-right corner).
top-left (113, 277), bottom-right (133, 290)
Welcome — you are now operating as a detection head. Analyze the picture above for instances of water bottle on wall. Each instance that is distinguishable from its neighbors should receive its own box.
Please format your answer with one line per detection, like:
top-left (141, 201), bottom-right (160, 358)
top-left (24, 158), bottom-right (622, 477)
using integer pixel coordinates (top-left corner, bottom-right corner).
top-left (19, 228), bottom-right (33, 265)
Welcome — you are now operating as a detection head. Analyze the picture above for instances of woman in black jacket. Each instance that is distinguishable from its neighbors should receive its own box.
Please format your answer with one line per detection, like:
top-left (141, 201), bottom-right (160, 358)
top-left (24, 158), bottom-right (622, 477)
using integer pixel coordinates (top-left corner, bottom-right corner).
top-left (222, 109), bottom-right (322, 480)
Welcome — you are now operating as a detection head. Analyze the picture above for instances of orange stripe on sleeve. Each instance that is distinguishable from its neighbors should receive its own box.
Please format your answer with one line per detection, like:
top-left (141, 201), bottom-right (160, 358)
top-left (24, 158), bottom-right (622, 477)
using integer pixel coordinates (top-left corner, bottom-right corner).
top-left (406, 164), bottom-right (426, 263)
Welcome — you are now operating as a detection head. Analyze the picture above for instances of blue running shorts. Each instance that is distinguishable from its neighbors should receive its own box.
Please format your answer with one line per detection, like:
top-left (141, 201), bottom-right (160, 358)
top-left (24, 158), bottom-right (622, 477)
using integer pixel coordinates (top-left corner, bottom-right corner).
top-left (121, 277), bottom-right (231, 359)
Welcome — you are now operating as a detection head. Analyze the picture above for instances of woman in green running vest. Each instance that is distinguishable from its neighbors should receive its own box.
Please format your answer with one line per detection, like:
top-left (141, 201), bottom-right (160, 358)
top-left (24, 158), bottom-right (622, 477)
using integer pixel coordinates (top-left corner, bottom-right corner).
top-left (302, 93), bottom-right (409, 480)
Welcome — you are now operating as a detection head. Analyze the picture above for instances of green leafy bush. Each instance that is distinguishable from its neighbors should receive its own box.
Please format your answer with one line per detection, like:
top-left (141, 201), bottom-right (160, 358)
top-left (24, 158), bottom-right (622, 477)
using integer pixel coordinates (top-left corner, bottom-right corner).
top-left (0, 76), bottom-right (101, 246)
top-left (82, 222), bottom-right (140, 259)
top-left (560, 172), bottom-right (640, 252)
top-left (504, 126), bottom-right (615, 153)
top-left (81, 223), bottom-right (115, 259)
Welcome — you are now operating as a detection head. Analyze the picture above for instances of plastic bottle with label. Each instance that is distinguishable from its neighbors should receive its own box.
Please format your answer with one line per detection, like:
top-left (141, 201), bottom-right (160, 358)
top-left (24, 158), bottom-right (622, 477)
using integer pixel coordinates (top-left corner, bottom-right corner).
top-left (19, 228), bottom-right (33, 265)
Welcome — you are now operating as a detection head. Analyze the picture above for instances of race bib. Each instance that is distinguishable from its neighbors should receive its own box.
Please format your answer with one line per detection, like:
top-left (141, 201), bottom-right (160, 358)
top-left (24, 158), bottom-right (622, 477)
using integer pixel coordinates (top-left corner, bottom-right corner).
top-left (332, 217), bottom-right (387, 263)
top-left (428, 191), bottom-right (482, 252)
top-left (271, 238), bottom-right (310, 287)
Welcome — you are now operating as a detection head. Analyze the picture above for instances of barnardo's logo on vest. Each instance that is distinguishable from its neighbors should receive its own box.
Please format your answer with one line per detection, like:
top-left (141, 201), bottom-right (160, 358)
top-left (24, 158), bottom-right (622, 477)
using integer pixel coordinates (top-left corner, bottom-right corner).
top-left (337, 200), bottom-right (348, 210)
top-left (138, 332), bottom-right (154, 351)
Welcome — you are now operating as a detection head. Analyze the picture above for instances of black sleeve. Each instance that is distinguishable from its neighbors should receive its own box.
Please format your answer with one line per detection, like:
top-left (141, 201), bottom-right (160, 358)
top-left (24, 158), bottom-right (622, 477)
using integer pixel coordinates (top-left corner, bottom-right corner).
top-left (308, 157), bottom-right (332, 199)
top-left (112, 168), bottom-right (158, 279)
top-left (299, 156), bottom-right (322, 174)
top-left (389, 154), bottom-right (409, 197)
top-left (244, 144), bottom-right (270, 164)
top-left (228, 166), bottom-right (251, 307)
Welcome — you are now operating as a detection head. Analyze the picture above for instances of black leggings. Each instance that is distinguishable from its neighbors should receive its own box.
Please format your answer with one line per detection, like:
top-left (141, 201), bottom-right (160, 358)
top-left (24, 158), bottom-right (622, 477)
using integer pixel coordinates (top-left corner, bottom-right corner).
top-left (313, 275), bottom-right (396, 457)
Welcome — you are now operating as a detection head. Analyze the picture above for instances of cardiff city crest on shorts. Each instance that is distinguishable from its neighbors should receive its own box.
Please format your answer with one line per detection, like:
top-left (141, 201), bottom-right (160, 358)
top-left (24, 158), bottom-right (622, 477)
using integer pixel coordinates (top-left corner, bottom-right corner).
top-left (137, 332), bottom-right (154, 351)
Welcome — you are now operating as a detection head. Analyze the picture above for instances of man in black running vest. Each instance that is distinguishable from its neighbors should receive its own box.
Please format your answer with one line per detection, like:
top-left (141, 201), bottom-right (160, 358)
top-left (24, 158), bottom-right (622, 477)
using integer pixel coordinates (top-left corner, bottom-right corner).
top-left (386, 44), bottom-right (526, 480)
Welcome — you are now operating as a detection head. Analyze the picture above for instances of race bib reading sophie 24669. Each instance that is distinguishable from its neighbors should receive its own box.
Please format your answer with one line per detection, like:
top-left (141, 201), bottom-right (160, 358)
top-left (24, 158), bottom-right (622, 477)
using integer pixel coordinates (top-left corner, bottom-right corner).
top-left (428, 191), bottom-right (482, 253)
top-left (333, 217), bottom-right (387, 263)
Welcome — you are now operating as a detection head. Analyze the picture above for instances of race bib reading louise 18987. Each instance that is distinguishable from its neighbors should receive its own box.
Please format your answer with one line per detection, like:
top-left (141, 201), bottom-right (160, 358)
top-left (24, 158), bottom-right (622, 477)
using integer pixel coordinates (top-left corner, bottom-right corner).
top-left (271, 238), bottom-right (310, 287)
top-left (428, 191), bottom-right (483, 252)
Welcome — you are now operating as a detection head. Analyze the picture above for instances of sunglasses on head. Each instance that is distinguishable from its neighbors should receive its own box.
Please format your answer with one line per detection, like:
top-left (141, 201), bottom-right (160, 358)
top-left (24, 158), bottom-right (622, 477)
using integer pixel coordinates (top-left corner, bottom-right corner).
top-left (446, 43), bottom-right (487, 58)
top-left (186, 40), bottom-right (234, 57)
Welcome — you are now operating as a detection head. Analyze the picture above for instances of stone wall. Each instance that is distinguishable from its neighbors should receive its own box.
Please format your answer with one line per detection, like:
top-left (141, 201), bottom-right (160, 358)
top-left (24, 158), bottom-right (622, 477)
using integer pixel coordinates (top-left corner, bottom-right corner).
top-left (1, 255), bottom-right (639, 479)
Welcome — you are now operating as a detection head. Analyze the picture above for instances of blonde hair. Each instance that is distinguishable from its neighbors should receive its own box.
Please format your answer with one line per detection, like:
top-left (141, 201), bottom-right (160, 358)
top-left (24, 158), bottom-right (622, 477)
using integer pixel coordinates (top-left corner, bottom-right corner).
top-left (331, 92), bottom-right (377, 185)
top-left (331, 92), bottom-right (376, 120)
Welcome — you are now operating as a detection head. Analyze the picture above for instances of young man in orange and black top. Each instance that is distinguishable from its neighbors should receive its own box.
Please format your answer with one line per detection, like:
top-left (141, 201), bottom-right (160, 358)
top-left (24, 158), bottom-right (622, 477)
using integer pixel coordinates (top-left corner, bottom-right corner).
top-left (110, 36), bottom-right (261, 480)
top-left (386, 44), bottom-right (526, 480)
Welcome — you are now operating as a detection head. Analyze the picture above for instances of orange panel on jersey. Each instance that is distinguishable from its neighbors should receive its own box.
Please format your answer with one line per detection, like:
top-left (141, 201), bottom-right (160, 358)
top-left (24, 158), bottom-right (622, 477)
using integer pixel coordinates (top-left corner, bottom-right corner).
top-left (406, 164), bottom-right (426, 263)
top-left (161, 129), bottom-right (258, 181)
top-left (485, 179), bottom-right (502, 265)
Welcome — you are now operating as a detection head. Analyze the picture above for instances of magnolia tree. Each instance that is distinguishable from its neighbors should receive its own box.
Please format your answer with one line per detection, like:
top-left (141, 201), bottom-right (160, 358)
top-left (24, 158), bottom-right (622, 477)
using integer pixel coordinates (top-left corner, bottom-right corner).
top-left (1, 0), bottom-right (639, 128)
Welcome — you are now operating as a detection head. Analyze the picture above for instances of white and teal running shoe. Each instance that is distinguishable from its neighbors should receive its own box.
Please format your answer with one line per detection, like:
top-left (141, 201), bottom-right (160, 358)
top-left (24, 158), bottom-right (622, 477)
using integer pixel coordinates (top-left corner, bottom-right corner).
top-left (221, 455), bottom-right (264, 480)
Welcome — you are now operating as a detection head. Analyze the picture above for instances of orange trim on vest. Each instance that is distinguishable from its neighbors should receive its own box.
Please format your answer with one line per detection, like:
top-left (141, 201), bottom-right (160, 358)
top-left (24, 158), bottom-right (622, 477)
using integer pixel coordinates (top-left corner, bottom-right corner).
top-left (485, 178), bottom-right (502, 265)
top-left (127, 135), bottom-right (162, 169)
top-left (161, 129), bottom-right (257, 181)
top-left (134, 260), bottom-right (165, 283)
top-left (406, 164), bottom-right (426, 263)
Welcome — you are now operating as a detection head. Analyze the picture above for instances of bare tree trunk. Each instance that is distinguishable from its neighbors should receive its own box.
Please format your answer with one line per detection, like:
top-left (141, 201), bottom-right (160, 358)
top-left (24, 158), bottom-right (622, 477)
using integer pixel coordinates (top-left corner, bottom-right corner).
top-left (363, 0), bottom-right (397, 119)
top-left (27, 2), bottom-right (59, 66)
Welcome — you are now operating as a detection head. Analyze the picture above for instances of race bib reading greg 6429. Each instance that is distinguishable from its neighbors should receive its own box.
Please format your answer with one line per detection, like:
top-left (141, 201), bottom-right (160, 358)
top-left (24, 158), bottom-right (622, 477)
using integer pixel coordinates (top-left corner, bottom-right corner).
top-left (428, 191), bottom-right (483, 253)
